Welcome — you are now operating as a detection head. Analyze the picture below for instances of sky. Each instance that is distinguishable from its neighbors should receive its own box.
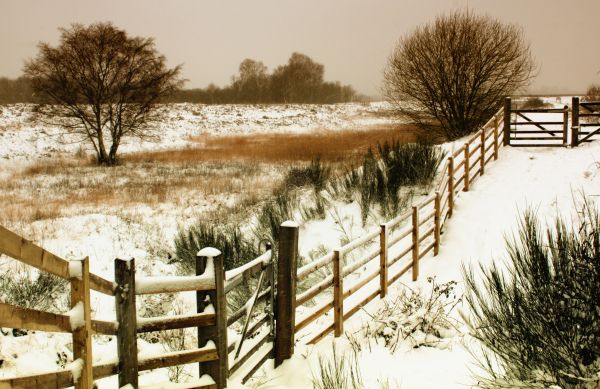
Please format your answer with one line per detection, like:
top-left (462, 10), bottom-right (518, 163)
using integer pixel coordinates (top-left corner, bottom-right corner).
top-left (1, 0), bottom-right (599, 97)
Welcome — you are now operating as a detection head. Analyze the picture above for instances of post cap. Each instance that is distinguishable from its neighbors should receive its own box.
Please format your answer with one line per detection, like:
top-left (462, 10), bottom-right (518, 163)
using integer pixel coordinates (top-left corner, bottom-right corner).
top-left (197, 247), bottom-right (221, 258)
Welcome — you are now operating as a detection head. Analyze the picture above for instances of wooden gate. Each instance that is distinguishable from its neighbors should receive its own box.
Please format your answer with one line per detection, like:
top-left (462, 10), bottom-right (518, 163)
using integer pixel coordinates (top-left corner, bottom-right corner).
top-left (572, 97), bottom-right (600, 145)
top-left (503, 97), bottom-right (568, 147)
top-left (223, 245), bottom-right (276, 384)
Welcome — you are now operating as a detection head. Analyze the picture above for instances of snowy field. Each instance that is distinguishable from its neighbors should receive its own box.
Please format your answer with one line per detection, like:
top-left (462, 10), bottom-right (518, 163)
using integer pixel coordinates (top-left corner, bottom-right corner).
top-left (243, 141), bottom-right (600, 389)
top-left (1, 100), bottom-right (599, 387)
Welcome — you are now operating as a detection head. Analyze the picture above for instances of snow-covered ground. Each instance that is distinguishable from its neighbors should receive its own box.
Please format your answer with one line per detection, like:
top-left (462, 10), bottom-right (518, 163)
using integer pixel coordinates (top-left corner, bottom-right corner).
top-left (0, 102), bottom-right (395, 162)
top-left (1, 100), bottom-right (599, 387)
top-left (232, 143), bottom-right (600, 388)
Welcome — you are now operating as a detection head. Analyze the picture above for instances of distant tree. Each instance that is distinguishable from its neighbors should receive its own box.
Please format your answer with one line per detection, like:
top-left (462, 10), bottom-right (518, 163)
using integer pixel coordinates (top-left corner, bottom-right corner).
top-left (0, 77), bottom-right (34, 104)
top-left (271, 53), bottom-right (325, 103)
top-left (24, 22), bottom-right (183, 165)
top-left (232, 59), bottom-right (269, 103)
top-left (584, 84), bottom-right (600, 101)
top-left (384, 11), bottom-right (536, 140)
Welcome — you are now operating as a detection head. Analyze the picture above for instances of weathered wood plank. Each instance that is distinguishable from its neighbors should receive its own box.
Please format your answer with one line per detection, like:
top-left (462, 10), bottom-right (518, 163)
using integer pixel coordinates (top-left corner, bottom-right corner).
top-left (274, 222), bottom-right (298, 367)
top-left (332, 249), bottom-right (343, 337)
top-left (138, 312), bottom-right (216, 333)
top-left (70, 257), bottom-right (93, 389)
top-left (115, 258), bottom-right (138, 388)
top-left (0, 303), bottom-right (71, 333)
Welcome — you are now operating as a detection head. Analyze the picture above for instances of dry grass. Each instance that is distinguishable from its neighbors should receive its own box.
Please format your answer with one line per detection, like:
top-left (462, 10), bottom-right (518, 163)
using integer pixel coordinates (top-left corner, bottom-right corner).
top-left (1, 159), bottom-right (280, 224)
top-left (125, 125), bottom-right (421, 165)
top-left (1, 125), bottom-right (423, 224)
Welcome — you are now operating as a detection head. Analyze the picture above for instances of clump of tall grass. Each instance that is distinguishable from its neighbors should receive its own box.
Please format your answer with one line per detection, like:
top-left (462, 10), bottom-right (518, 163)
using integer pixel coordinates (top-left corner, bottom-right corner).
top-left (312, 346), bottom-right (364, 389)
top-left (463, 200), bottom-right (600, 388)
top-left (254, 189), bottom-right (300, 242)
top-left (174, 222), bottom-right (260, 273)
top-left (334, 141), bottom-right (444, 223)
top-left (281, 156), bottom-right (331, 193)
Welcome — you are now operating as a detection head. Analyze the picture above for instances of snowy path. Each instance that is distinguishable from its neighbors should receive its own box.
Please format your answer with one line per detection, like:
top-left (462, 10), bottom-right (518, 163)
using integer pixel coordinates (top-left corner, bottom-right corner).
top-left (242, 143), bottom-right (600, 389)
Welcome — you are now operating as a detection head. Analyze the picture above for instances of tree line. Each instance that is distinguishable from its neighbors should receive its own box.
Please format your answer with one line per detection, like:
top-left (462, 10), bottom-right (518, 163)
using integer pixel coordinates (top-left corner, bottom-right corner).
top-left (0, 53), bottom-right (358, 105)
top-left (166, 53), bottom-right (358, 104)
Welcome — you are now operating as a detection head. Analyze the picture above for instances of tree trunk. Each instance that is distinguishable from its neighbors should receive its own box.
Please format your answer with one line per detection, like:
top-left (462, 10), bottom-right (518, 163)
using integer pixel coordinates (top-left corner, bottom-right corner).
top-left (108, 140), bottom-right (120, 166)
top-left (96, 131), bottom-right (109, 165)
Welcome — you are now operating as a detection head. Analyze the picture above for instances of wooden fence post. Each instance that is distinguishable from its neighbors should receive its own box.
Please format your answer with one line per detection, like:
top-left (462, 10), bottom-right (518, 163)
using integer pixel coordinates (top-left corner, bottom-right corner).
top-left (379, 224), bottom-right (388, 298)
top-left (463, 143), bottom-right (470, 192)
top-left (70, 257), bottom-right (92, 389)
top-left (503, 97), bottom-right (511, 146)
top-left (197, 247), bottom-right (227, 387)
top-left (266, 243), bottom-right (275, 341)
top-left (434, 192), bottom-right (441, 256)
top-left (195, 250), bottom-right (209, 378)
top-left (274, 221), bottom-right (299, 367)
top-left (563, 105), bottom-right (569, 145)
top-left (493, 115), bottom-right (499, 159)
top-left (332, 249), bottom-right (344, 336)
top-left (447, 157), bottom-right (454, 218)
top-left (411, 206), bottom-right (420, 281)
top-left (572, 97), bottom-right (580, 147)
top-left (480, 130), bottom-right (485, 175)
top-left (115, 258), bottom-right (138, 388)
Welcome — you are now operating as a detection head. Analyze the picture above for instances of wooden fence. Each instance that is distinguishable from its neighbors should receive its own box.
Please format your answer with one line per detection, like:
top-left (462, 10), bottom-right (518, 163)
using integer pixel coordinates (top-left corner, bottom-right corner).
top-left (0, 225), bottom-right (225, 389)
top-left (5, 95), bottom-right (596, 387)
top-left (291, 108), bottom-right (505, 344)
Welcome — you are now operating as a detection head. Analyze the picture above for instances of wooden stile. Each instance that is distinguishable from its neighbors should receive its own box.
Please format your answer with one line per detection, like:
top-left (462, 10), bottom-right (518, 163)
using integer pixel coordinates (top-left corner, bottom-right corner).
top-left (463, 143), bottom-right (470, 192)
top-left (70, 257), bottom-right (93, 389)
top-left (447, 157), bottom-right (454, 218)
top-left (434, 192), bottom-right (441, 256)
top-left (411, 206), bottom-right (419, 281)
top-left (379, 223), bottom-right (388, 298)
top-left (115, 258), bottom-right (138, 388)
top-left (333, 249), bottom-right (344, 336)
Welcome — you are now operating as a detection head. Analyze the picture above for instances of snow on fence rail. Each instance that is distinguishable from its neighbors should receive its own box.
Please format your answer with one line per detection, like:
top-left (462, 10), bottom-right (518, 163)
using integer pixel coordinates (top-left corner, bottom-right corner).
top-left (0, 227), bottom-right (225, 389)
top-left (293, 107), bottom-right (506, 345)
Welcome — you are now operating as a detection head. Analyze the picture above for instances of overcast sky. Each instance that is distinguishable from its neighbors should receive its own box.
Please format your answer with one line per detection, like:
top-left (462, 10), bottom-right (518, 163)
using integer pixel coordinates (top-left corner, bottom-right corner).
top-left (1, 0), bottom-right (599, 96)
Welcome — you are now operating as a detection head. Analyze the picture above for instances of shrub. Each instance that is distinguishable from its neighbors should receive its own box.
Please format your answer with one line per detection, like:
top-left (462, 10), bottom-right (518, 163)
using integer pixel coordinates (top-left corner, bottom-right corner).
top-left (519, 96), bottom-right (549, 109)
top-left (335, 142), bottom-right (444, 223)
top-left (584, 84), bottom-right (600, 101)
top-left (282, 156), bottom-right (331, 192)
top-left (0, 267), bottom-right (68, 313)
top-left (360, 277), bottom-right (460, 352)
top-left (174, 222), bottom-right (260, 272)
top-left (255, 189), bottom-right (299, 242)
top-left (463, 202), bottom-right (600, 388)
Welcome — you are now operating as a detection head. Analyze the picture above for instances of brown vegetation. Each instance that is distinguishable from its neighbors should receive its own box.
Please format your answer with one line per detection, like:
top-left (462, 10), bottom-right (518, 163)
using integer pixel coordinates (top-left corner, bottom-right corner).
top-left (126, 125), bottom-right (420, 165)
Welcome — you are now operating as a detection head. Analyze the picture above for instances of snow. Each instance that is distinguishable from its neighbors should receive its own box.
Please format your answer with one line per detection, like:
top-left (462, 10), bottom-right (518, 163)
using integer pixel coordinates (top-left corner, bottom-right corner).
top-left (68, 301), bottom-right (85, 330)
top-left (2, 100), bottom-right (599, 387)
top-left (68, 358), bottom-right (84, 383)
top-left (68, 260), bottom-right (83, 280)
top-left (233, 143), bottom-right (600, 387)
top-left (196, 247), bottom-right (221, 258)
top-left (136, 272), bottom-right (215, 294)
top-left (281, 220), bottom-right (299, 228)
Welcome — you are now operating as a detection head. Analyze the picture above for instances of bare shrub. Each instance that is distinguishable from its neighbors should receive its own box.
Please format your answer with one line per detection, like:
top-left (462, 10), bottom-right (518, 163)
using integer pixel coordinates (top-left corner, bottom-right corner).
top-left (384, 11), bottom-right (536, 140)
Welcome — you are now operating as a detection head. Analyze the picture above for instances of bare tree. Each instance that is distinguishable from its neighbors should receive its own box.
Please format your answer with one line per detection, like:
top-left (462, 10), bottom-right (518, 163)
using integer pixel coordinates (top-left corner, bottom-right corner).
top-left (24, 22), bottom-right (183, 165)
top-left (383, 11), bottom-right (536, 140)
